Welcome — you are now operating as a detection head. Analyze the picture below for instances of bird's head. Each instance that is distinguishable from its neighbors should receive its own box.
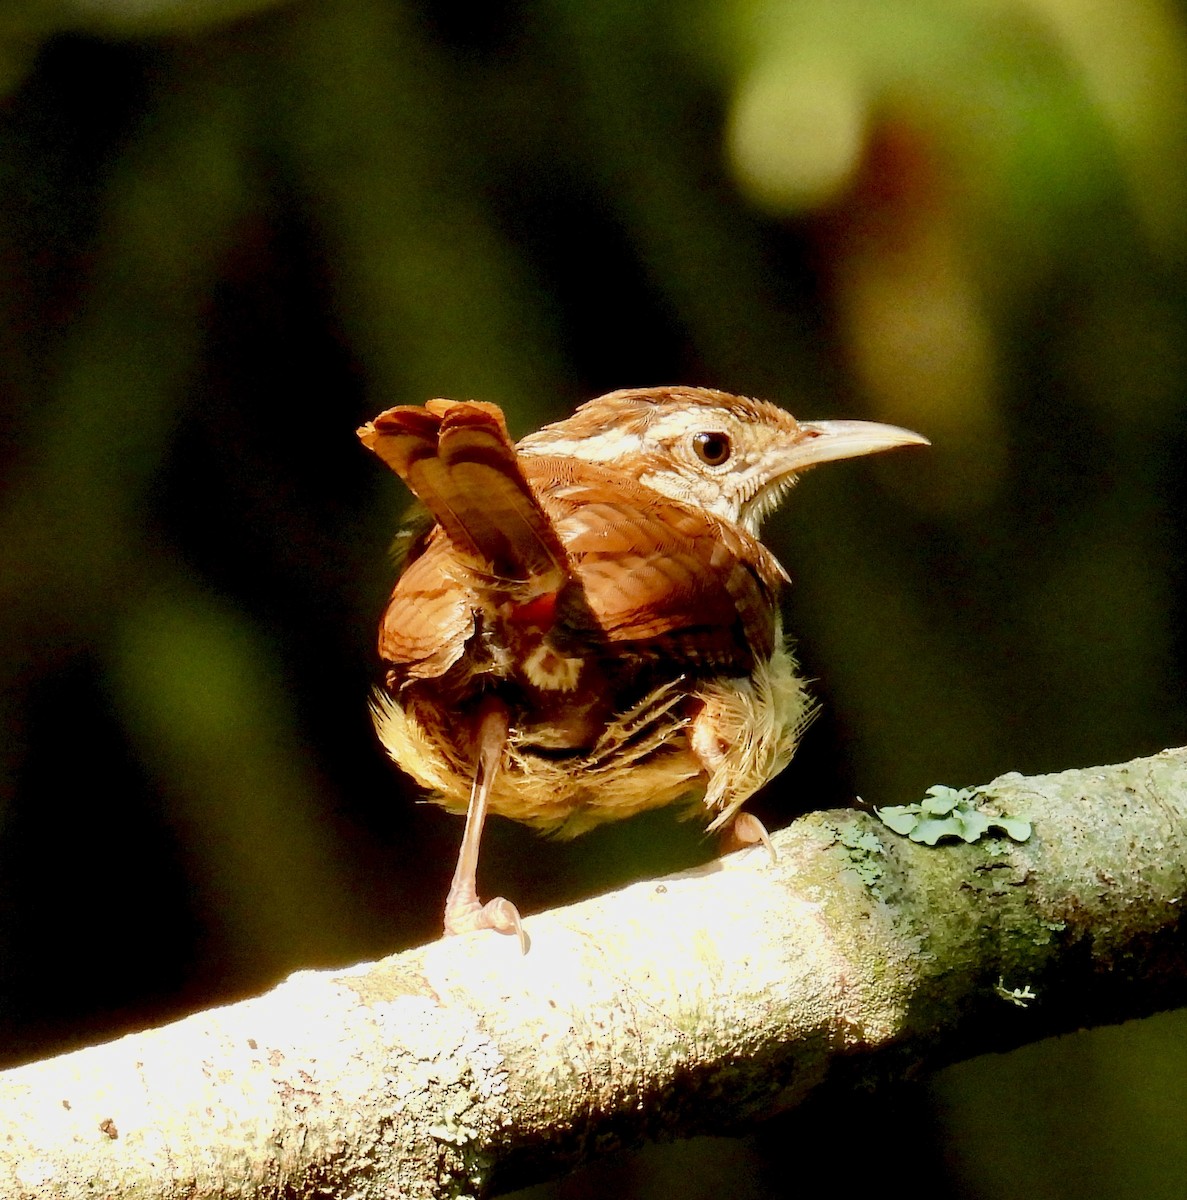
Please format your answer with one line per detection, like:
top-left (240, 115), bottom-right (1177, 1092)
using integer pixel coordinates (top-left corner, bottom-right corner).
top-left (518, 386), bottom-right (929, 534)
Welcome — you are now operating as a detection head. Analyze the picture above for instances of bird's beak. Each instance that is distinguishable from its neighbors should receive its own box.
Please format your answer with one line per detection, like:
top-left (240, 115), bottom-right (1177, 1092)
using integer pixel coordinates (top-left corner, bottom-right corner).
top-left (781, 419), bottom-right (930, 473)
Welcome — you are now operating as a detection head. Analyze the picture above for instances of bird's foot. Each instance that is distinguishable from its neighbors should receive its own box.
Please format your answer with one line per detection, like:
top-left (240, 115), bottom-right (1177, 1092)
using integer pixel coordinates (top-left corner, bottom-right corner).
top-left (723, 811), bottom-right (777, 865)
top-left (444, 893), bottom-right (529, 954)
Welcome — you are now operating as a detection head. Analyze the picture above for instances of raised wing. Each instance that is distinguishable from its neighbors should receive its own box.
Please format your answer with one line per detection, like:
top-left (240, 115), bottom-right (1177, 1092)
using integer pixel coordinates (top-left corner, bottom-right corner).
top-left (524, 457), bottom-right (786, 675)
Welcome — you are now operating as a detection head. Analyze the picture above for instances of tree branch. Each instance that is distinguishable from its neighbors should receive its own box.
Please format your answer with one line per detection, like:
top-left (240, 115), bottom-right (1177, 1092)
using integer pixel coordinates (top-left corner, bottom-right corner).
top-left (3, 750), bottom-right (1186, 1199)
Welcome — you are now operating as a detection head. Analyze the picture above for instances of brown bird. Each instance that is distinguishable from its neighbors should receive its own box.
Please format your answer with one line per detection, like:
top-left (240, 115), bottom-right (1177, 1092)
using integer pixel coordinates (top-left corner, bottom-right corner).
top-left (358, 386), bottom-right (927, 948)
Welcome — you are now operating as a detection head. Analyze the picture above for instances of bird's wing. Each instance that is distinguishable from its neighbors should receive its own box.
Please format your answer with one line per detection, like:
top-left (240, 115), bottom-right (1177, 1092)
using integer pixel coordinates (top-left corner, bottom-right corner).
top-left (525, 458), bottom-right (784, 673)
top-left (373, 527), bottom-right (475, 678)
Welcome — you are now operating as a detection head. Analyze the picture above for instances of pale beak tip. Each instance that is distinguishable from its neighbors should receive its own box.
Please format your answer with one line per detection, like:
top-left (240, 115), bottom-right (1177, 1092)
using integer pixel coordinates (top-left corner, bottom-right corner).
top-left (792, 419), bottom-right (931, 467)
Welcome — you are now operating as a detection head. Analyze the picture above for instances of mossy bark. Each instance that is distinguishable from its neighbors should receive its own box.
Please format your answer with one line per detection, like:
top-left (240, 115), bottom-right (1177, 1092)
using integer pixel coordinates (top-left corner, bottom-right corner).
top-left (1, 749), bottom-right (1185, 1199)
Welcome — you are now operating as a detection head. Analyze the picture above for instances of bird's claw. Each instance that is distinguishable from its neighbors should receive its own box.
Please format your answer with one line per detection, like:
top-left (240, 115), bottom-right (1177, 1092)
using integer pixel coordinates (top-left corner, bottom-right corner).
top-left (444, 895), bottom-right (529, 954)
top-left (724, 812), bottom-right (777, 865)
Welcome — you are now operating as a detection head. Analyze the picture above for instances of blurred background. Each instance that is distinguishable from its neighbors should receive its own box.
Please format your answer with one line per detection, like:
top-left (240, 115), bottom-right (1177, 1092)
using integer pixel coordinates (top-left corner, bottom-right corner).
top-left (1, 0), bottom-right (1186, 1196)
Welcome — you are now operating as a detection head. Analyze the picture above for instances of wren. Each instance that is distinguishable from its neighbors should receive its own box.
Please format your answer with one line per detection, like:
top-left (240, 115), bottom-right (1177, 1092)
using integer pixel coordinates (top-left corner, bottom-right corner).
top-left (358, 386), bottom-right (927, 948)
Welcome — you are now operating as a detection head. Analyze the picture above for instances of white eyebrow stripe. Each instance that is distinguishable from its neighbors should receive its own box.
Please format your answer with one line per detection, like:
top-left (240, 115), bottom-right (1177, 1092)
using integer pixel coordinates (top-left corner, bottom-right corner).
top-left (520, 430), bottom-right (644, 461)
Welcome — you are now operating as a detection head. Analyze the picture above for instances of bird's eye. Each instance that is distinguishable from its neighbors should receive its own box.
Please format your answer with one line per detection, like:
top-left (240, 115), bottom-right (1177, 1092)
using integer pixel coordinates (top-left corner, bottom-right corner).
top-left (693, 431), bottom-right (732, 466)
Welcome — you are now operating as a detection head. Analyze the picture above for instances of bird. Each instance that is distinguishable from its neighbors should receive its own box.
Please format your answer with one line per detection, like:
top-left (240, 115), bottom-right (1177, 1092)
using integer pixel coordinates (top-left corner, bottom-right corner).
top-left (357, 385), bottom-right (927, 949)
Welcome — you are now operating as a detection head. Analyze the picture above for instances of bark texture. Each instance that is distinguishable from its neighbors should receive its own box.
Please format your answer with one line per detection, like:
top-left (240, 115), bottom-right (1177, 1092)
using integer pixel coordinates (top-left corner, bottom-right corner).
top-left (2, 750), bottom-right (1186, 1199)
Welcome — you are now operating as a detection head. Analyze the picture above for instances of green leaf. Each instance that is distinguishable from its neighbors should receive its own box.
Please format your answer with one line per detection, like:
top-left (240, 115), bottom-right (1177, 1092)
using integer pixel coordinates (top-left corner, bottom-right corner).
top-left (875, 785), bottom-right (1033, 846)
top-left (954, 809), bottom-right (991, 842)
top-left (993, 816), bottom-right (1033, 842)
top-left (875, 806), bottom-right (922, 835)
top-left (921, 785), bottom-right (963, 816)
top-left (910, 816), bottom-right (965, 844)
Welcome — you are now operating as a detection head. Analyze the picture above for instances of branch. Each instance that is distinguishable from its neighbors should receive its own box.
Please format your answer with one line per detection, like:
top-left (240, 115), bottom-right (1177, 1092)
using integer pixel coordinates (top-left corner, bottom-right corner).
top-left (3, 750), bottom-right (1186, 1199)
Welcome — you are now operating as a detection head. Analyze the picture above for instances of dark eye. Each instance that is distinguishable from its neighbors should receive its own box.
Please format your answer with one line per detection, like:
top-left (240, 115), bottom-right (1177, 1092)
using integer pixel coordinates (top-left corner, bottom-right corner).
top-left (693, 431), bottom-right (732, 466)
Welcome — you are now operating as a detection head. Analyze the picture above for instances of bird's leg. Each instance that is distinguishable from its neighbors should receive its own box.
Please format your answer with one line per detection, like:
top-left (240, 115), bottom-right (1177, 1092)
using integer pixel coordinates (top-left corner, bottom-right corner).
top-left (690, 695), bottom-right (778, 865)
top-left (443, 697), bottom-right (528, 952)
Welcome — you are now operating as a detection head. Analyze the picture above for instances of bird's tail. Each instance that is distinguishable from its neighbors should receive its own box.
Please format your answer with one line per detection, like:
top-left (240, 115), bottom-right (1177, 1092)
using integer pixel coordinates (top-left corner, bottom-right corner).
top-left (358, 400), bottom-right (569, 596)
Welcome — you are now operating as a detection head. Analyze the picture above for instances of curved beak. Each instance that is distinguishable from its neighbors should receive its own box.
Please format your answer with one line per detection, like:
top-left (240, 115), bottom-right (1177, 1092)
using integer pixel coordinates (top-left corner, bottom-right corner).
top-left (783, 419), bottom-right (930, 473)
